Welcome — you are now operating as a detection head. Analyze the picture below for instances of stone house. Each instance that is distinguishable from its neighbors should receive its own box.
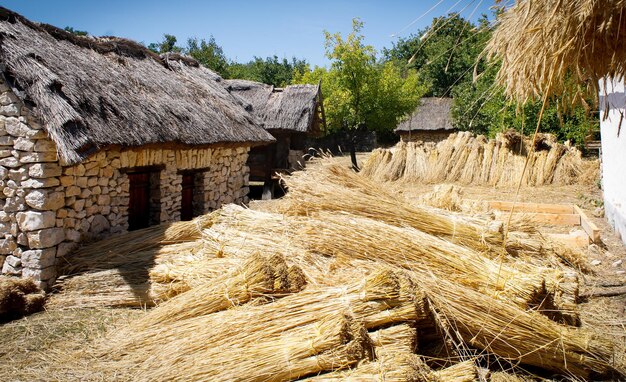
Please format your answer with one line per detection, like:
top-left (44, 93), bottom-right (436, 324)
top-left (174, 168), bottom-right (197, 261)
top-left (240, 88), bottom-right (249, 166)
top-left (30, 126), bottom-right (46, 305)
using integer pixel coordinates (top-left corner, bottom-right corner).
top-left (395, 98), bottom-right (456, 143)
top-left (0, 8), bottom-right (274, 288)
top-left (224, 80), bottom-right (325, 193)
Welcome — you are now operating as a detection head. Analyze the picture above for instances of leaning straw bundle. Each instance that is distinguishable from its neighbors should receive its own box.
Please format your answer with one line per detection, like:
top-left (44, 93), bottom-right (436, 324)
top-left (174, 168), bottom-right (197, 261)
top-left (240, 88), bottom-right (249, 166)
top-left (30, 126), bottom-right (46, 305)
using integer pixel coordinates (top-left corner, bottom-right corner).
top-left (132, 254), bottom-right (306, 328)
top-left (359, 131), bottom-right (598, 187)
top-left (280, 160), bottom-right (505, 252)
top-left (421, 275), bottom-right (619, 377)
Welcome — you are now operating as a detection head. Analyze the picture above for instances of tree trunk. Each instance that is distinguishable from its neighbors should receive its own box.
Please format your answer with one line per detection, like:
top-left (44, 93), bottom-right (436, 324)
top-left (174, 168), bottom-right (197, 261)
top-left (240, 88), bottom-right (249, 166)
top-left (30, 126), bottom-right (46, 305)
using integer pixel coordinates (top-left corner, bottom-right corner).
top-left (348, 131), bottom-right (360, 172)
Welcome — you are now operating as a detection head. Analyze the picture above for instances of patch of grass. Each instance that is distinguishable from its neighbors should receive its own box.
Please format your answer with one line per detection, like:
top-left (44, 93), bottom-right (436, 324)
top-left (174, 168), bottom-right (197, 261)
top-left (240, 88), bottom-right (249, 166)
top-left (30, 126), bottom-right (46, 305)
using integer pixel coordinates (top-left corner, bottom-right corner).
top-left (0, 307), bottom-right (142, 381)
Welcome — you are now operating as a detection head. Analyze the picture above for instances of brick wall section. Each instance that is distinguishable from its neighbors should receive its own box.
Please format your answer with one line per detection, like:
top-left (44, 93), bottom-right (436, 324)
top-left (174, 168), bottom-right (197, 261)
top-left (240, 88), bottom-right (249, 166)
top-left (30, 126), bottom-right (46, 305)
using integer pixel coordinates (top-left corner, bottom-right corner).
top-left (0, 81), bottom-right (250, 289)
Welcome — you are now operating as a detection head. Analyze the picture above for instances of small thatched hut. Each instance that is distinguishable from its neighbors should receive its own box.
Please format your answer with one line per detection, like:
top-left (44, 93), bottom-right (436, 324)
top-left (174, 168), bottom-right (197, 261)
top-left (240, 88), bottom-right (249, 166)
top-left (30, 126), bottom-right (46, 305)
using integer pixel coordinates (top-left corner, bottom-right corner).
top-left (487, 0), bottom-right (626, 245)
top-left (224, 79), bottom-right (325, 195)
top-left (395, 97), bottom-right (455, 143)
top-left (0, 7), bottom-right (274, 288)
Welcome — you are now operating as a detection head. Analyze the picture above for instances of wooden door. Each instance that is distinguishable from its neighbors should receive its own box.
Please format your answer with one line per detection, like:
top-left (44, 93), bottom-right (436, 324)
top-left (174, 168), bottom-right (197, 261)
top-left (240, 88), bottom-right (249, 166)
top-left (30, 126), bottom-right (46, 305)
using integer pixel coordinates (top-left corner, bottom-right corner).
top-left (181, 174), bottom-right (194, 221)
top-left (128, 172), bottom-right (151, 231)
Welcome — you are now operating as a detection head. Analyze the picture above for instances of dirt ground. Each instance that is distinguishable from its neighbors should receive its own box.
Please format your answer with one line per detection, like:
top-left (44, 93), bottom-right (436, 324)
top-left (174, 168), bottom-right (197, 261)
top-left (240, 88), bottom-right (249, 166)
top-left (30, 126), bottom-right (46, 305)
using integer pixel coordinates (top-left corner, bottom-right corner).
top-left (1, 153), bottom-right (625, 380)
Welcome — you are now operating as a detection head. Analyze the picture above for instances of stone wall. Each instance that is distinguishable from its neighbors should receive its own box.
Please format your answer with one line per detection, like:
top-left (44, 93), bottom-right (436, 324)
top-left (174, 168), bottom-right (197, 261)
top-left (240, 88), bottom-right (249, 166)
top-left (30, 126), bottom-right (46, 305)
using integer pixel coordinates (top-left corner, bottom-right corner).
top-left (0, 81), bottom-right (250, 289)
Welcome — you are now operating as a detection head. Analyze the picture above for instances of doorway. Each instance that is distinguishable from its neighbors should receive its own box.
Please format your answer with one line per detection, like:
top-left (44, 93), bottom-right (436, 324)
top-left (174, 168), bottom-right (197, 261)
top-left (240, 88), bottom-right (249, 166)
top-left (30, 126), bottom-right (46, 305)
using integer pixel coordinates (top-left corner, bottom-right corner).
top-left (181, 173), bottom-right (194, 221)
top-left (128, 172), bottom-right (152, 231)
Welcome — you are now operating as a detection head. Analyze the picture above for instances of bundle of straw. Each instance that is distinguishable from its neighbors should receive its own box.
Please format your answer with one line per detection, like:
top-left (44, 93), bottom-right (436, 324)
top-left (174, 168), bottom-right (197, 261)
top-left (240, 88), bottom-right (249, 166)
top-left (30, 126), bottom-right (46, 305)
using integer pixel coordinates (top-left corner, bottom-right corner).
top-left (359, 131), bottom-right (599, 187)
top-left (421, 275), bottom-right (619, 377)
top-left (132, 254), bottom-right (306, 328)
top-left (301, 351), bottom-right (432, 381)
top-left (280, 160), bottom-right (504, 252)
top-left (368, 324), bottom-right (416, 353)
top-left (431, 360), bottom-right (478, 382)
top-left (0, 276), bottom-right (45, 321)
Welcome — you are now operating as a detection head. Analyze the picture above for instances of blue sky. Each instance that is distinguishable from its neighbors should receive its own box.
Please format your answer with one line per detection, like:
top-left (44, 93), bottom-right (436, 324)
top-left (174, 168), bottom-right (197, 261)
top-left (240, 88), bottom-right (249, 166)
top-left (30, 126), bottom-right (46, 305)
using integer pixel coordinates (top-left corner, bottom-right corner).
top-left (1, 0), bottom-right (495, 66)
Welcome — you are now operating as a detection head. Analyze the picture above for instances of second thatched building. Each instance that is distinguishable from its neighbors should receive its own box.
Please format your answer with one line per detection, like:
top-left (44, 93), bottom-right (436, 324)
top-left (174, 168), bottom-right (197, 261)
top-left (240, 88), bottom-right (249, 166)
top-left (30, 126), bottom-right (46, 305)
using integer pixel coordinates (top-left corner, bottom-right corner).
top-left (395, 97), bottom-right (456, 143)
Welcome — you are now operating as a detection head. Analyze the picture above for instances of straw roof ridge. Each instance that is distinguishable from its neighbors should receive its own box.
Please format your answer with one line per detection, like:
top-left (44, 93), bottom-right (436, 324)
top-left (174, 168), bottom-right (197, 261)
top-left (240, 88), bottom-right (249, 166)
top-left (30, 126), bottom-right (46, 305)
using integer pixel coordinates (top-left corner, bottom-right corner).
top-left (0, 7), bottom-right (274, 164)
top-left (395, 97), bottom-right (454, 133)
top-left (224, 79), bottom-right (321, 133)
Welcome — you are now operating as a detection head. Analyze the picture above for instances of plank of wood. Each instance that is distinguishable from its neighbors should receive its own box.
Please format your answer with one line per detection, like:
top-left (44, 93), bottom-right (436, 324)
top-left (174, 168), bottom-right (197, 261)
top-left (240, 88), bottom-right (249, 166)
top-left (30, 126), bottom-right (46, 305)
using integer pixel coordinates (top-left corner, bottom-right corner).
top-left (488, 201), bottom-right (575, 214)
top-left (573, 205), bottom-right (601, 243)
top-left (580, 286), bottom-right (626, 299)
top-left (521, 212), bottom-right (581, 226)
top-left (548, 231), bottom-right (590, 248)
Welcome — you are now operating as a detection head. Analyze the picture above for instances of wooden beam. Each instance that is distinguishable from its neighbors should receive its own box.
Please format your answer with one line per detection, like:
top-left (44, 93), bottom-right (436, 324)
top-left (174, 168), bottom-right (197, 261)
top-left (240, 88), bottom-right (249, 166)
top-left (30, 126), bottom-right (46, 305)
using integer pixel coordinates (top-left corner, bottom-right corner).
top-left (521, 212), bottom-right (581, 226)
top-left (573, 205), bottom-right (601, 243)
top-left (488, 201), bottom-right (575, 214)
top-left (548, 231), bottom-right (590, 248)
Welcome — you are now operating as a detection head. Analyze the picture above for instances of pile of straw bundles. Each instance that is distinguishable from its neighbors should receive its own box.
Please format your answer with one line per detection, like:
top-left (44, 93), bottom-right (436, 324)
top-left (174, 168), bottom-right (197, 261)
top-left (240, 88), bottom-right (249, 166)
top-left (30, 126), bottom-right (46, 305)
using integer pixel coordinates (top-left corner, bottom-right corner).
top-left (0, 276), bottom-right (45, 321)
top-left (360, 131), bottom-right (599, 186)
top-left (51, 159), bottom-right (621, 381)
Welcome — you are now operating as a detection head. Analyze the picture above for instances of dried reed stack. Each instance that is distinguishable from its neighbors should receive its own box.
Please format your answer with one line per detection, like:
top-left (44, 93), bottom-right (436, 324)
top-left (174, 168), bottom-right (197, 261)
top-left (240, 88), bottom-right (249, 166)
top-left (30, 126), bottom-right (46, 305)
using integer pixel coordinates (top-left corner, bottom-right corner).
top-left (421, 276), bottom-right (619, 377)
top-left (360, 131), bottom-right (599, 187)
top-left (132, 254), bottom-right (306, 328)
top-left (0, 276), bottom-right (45, 321)
top-left (96, 271), bottom-right (423, 381)
top-left (102, 270), bottom-right (425, 363)
top-left (280, 160), bottom-right (505, 252)
top-left (415, 184), bottom-right (464, 211)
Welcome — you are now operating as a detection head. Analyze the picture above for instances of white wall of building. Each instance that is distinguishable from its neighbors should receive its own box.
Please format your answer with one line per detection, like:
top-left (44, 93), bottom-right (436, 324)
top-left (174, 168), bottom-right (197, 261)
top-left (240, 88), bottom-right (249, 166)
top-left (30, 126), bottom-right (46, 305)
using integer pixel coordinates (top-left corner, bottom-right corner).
top-left (599, 78), bottom-right (626, 244)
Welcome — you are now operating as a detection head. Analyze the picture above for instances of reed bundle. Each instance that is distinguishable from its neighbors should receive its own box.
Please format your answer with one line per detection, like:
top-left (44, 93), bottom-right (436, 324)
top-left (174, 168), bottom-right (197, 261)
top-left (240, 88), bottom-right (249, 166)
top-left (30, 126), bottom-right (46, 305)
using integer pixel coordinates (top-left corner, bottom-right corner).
top-left (360, 131), bottom-right (599, 187)
top-left (105, 313), bottom-right (372, 382)
top-left (302, 351), bottom-right (432, 381)
top-left (60, 215), bottom-right (211, 274)
top-left (488, 371), bottom-right (533, 382)
top-left (421, 275), bottom-right (619, 378)
top-left (0, 276), bottom-right (45, 321)
top-left (431, 360), bottom-right (478, 382)
top-left (132, 254), bottom-right (306, 328)
top-left (369, 324), bottom-right (416, 353)
top-left (280, 159), bottom-right (504, 252)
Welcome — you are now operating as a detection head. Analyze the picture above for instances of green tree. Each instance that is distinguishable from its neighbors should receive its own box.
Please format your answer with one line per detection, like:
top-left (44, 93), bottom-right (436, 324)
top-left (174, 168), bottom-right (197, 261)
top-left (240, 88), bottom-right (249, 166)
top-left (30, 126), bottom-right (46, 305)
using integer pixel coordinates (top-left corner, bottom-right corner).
top-left (64, 26), bottom-right (88, 36)
top-left (148, 34), bottom-right (182, 54)
top-left (295, 19), bottom-right (425, 168)
top-left (227, 56), bottom-right (308, 87)
top-left (186, 36), bottom-right (230, 77)
top-left (384, 14), bottom-right (490, 97)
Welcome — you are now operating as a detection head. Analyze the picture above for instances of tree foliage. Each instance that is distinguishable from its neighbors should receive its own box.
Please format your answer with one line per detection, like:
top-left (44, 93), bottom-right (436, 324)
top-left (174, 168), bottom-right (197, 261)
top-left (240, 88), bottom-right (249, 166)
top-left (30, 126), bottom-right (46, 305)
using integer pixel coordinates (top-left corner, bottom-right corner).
top-left (384, 13), bottom-right (597, 147)
top-left (64, 26), bottom-right (88, 36)
top-left (295, 19), bottom-right (424, 141)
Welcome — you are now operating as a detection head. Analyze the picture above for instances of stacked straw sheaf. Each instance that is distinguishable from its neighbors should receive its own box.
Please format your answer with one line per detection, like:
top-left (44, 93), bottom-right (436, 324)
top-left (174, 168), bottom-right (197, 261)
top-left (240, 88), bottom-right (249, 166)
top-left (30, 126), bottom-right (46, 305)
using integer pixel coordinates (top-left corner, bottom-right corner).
top-left (360, 131), bottom-right (599, 186)
top-left (53, 158), bottom-right (622, 381)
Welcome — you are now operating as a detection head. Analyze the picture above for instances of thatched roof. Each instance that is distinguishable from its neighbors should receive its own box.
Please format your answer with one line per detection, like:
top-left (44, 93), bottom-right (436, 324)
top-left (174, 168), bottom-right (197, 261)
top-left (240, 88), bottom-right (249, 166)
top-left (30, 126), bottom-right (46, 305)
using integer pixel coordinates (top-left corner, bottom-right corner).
top-left (0, 7), bottom-right (274, 164)
top-left (224, 79), bottom-right (323, 134)
top-left (486, 0), bottom-right (626, 104)
top-left (395, 98), bottom-right (454, 133)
